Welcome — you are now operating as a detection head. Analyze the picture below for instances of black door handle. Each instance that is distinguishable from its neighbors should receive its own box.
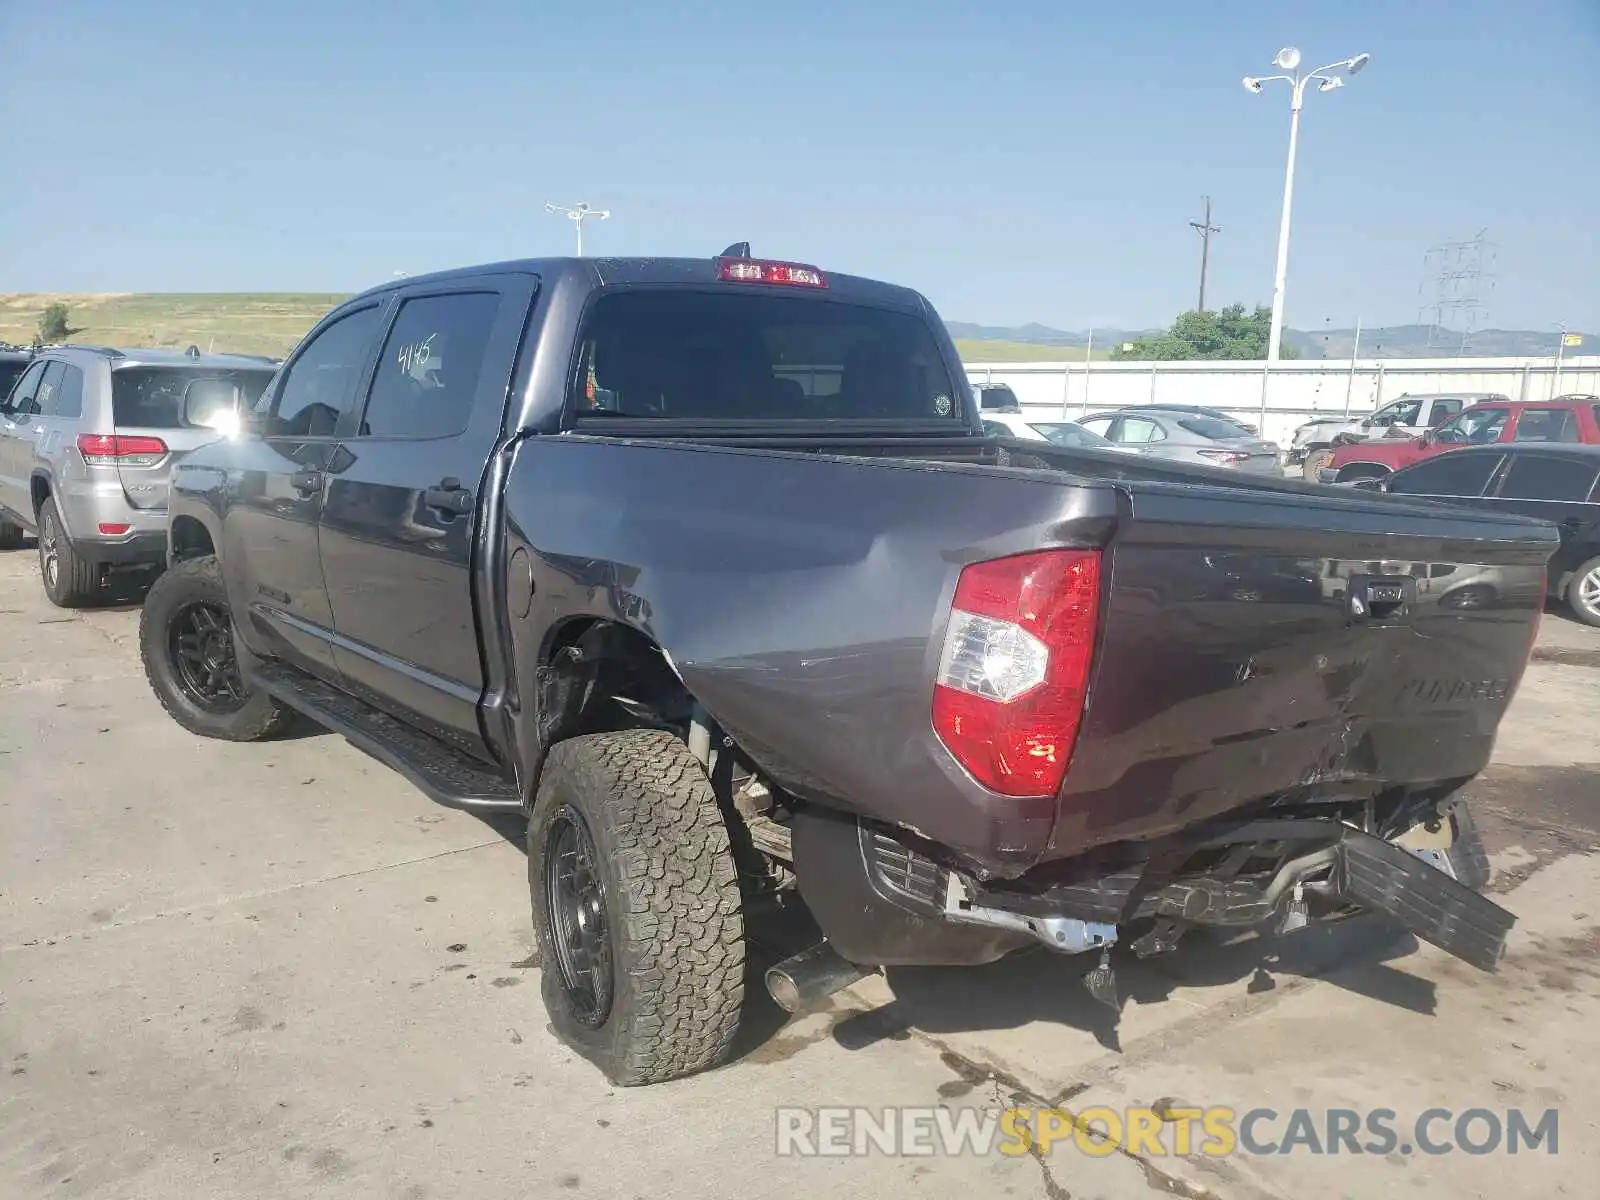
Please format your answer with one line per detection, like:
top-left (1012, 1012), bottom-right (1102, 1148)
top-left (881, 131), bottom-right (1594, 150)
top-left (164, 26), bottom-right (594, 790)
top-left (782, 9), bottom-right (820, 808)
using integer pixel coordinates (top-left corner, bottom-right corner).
top-left (290, 469), bottom-right (322, 495)
top-left (424, 478), bottom-right (473, 516)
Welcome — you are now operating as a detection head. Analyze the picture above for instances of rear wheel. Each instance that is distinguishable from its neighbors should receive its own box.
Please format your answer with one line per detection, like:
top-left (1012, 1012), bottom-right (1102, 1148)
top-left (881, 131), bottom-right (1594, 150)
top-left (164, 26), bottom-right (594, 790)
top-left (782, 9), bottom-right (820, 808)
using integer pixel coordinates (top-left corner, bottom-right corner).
top-left (528, 729), bottom-right (745, 1086)
top-left (1566, 556), bottom-right (1600, 628)
top-left (139, 555), bottom-right (293, 740)
top-left (37, 497), bottom-right (98, 607)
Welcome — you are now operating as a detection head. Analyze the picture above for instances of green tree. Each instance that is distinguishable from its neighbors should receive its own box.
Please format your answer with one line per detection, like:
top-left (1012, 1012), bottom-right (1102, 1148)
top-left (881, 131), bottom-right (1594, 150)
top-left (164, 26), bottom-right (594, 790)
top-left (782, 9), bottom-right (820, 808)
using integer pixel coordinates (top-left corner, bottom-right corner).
top-left (37, 302), bottom-right (74, 344)
top-left (1111, 304), bottom-right (1298, 361)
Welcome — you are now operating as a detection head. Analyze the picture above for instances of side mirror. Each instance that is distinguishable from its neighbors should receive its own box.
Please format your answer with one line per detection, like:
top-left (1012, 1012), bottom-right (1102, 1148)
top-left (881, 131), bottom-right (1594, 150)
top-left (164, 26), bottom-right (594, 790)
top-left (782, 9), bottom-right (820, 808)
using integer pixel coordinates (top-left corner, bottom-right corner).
top-left (1418, 428), bottom-right (1436, 446)
top-left (183, 382), bottom-right (243, 436)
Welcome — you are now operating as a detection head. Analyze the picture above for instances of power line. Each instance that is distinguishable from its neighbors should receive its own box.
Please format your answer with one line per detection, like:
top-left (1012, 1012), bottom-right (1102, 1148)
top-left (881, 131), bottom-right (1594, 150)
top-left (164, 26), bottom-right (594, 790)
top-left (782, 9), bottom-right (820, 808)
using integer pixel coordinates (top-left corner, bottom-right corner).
top-left (1417, 229), bottom-right (1496, 353)
top-left (1189, 196), bottom-right (1222, 313)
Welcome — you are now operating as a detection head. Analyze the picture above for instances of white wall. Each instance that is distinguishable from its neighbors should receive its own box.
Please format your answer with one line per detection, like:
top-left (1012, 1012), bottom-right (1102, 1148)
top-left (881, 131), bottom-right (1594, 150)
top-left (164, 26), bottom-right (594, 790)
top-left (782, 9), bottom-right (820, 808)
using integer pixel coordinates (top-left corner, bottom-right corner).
top-left (965, 355), bottom-right (1600, 446)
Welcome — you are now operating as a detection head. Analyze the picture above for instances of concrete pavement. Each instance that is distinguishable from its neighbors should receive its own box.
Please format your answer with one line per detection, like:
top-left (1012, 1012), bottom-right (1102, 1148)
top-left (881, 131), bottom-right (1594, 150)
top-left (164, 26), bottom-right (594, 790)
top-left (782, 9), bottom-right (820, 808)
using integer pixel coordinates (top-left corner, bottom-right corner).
top-left (2, 545), bottom-right (1596, 1200)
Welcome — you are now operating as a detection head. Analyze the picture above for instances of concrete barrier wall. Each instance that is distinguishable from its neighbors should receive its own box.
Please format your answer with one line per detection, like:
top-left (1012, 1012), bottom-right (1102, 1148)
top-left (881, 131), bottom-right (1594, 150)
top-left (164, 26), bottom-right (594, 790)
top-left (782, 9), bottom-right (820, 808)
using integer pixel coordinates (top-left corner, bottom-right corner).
top-left (964, 355), bottom-right (1600, 446)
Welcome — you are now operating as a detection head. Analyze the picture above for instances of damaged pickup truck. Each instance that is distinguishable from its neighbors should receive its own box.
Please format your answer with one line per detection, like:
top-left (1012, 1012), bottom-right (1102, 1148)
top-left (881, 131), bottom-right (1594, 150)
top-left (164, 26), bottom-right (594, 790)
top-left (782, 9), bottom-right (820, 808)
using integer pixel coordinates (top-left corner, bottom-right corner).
top-left (140, 250), bottom-right (1556, 1085)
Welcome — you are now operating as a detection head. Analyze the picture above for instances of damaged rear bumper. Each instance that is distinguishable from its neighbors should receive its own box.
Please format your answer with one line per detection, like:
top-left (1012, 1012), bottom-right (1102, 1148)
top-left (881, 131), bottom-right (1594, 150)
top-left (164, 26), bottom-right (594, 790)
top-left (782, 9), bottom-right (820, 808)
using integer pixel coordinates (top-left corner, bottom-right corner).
top-left (791, 810), bottom-right (1514, 975)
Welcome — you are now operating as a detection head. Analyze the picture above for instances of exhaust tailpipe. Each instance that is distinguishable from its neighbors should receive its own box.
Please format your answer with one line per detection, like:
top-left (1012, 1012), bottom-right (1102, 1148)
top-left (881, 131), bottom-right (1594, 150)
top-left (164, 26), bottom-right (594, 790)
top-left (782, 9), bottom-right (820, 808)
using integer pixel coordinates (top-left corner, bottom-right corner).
top-left (765, 942), bottom-right (874, 1013)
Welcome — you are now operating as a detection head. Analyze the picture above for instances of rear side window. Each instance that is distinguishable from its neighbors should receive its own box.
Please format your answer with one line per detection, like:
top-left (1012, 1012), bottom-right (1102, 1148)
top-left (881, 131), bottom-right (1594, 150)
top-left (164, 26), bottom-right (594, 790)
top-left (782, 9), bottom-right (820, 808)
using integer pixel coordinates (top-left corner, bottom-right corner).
top-left (1513, 408), bottom-right (1580, 443)
top-left (1498, 455), bottom-right (1600, 502)
top-left (571, 291), bottom-right (961, 422)
top-left (42, 363), bottom-right (84, 418)
top-left (1177, 416), bottom-right (1246, 440)
top-left (267, 306), bottom-right (385, 437)
top-left (114, 367), bottom-right (274, 429)
top-left (1389, 453), bottom-right (1501, 497)
top-left (357, 292), bottom-right (501, 439)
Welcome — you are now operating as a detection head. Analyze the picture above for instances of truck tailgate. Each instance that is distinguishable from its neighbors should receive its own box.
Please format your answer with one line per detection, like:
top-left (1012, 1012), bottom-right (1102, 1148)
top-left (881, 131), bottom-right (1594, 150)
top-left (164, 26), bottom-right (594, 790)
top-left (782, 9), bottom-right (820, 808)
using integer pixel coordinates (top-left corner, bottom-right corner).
top-left (1049, 480), bottom-right (1555, 860)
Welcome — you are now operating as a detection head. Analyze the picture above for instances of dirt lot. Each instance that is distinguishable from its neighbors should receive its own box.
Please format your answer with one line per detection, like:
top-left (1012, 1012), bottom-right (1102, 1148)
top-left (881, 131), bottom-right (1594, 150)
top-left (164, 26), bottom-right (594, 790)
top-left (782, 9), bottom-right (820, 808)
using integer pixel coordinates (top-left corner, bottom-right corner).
top-left (2, 547), bottom-right (1597, 1200)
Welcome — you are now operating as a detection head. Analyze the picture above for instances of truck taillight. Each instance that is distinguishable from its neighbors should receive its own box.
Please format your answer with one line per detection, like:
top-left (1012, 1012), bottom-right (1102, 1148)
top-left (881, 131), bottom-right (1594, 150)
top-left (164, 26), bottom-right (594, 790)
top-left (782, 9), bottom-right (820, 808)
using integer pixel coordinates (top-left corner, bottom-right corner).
top-left (77, 434), bottom-right (168, 467)
top-left (933, 549), bottom-right (1102, 798)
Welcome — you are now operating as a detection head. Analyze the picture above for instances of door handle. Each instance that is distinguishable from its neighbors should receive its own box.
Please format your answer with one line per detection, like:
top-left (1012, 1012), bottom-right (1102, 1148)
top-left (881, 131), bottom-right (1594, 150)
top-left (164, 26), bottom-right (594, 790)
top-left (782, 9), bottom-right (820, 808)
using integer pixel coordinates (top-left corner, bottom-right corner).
top-left (290, 469), bottom-right (323, 496)
top-left (423, 478), bottom-right (474, 516)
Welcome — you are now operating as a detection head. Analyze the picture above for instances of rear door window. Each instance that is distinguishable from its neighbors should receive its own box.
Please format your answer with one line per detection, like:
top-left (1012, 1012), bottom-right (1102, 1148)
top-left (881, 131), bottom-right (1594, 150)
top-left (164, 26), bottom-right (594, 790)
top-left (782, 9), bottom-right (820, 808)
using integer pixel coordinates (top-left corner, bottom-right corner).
top-left (114, 367), bottom-right (275, 429)
top-left (41, 363), bottom-right (84, 419)
top-left (570, 290), bottom-right (961, 422)
top-left (1428, 398), bottom-right (1463, 425)
top-left (1389, 453), bottom-right (1501, 497)
top-left (1497, 455), bottom-right (1600, 502)
top-left (355, 292), bottom-right (501, 439)
top-left (1513, 408), bottom-right (1580, 443)
top-left (32, 363), bottom-right (65, 416)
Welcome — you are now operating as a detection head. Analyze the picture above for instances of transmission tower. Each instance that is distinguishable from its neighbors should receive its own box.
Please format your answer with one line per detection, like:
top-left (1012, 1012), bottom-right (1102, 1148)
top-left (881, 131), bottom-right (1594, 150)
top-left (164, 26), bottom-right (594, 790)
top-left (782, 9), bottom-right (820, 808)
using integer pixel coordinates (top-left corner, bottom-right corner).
top-left (1417, 230), bottom-right (1496, 353)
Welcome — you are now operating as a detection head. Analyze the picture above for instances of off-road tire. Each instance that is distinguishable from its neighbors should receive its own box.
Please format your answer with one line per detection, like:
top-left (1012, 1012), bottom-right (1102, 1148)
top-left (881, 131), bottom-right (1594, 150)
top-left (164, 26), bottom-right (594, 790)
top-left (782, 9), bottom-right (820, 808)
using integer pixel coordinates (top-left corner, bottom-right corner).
top-left (0, 514), bottom-right (25, 549)
top-left (38, 497), bottom-right (98, 607)
top-left (1565, 555), bottom-right (1600, 628)
top-left (139, 555), bottom-right (293, 741)
top-left (528, 730), bottom-right (745, 1086)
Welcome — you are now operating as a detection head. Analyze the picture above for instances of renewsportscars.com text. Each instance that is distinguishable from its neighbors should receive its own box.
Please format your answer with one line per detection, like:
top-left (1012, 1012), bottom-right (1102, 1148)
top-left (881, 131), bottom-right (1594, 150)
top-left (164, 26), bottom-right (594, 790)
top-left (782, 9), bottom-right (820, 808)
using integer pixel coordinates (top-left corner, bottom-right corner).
top-left (774, 1105), bottom-right (1559, 1159)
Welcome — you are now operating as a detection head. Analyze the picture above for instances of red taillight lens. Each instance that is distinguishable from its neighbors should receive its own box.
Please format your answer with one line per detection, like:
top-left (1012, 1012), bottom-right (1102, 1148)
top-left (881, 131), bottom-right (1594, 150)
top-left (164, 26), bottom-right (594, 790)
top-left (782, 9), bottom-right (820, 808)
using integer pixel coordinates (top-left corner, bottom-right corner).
top-left (932, 549), bottom-right (1102, 797)
top-left (717, 258), bottom-right (828, 288)
top-left (96, 523), bottom-right (131, 536)
top-left (77, 434), bottom-right (169, 467)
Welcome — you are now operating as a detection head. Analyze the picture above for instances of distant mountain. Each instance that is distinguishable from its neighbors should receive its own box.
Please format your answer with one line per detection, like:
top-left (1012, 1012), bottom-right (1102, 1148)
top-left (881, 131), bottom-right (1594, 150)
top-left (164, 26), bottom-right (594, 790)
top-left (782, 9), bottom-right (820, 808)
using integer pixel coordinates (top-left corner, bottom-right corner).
top-left (947, 320), bottom-right (1592, 360)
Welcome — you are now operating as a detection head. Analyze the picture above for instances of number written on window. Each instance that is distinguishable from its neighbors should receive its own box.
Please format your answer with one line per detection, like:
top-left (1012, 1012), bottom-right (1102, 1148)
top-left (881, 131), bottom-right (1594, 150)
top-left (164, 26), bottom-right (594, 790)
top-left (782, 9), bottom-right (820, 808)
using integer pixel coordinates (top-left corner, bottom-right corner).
top-left (358, 293), bottom-right (501, 439)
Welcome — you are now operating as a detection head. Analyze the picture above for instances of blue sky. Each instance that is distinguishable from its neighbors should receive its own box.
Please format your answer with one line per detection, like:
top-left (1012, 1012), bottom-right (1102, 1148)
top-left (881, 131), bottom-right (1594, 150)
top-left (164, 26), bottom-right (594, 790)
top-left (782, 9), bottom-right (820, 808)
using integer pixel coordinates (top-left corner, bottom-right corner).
top-left (1, 0), bottom-right (1595, 332)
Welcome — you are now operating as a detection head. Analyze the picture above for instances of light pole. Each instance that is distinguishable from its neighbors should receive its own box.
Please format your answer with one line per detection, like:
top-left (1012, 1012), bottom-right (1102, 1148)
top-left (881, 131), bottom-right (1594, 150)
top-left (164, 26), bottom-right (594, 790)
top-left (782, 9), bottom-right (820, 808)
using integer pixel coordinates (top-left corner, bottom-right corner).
top-left (544, 201), bottom-right (611, 256)
top-left (1244, 48), bottom-right (1370, 365)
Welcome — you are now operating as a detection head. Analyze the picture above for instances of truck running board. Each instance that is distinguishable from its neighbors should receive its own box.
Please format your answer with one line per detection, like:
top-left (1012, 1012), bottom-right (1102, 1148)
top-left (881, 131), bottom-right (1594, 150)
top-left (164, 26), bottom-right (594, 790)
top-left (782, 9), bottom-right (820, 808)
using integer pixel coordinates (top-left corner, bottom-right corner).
top-left (1334, 826), bottom-right (1515, 973)
top-left (249, 662), bottom-right (523, 812)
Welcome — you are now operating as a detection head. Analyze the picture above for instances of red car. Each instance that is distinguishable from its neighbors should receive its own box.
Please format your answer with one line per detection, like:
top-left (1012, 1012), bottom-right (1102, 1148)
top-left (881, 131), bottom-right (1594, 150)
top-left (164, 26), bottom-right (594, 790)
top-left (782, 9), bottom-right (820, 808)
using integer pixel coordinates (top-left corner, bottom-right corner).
top-left (1321, 396), bottom-right (1600, 484)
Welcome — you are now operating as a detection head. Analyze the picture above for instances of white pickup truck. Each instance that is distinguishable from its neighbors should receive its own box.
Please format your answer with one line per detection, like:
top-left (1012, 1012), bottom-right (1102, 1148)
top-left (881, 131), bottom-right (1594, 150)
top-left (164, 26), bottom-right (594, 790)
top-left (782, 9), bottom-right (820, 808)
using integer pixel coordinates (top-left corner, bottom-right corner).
top-left (1290, 392), bottom-right (1508, 480)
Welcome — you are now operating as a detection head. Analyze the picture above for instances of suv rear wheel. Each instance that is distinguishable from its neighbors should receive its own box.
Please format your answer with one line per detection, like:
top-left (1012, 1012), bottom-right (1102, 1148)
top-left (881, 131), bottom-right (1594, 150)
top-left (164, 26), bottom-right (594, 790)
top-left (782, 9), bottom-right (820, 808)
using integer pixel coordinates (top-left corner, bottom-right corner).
top-left (38, 497), bottom-right (99, 607)
top-left (139, 555), bottom-right (294, 740)
top-left (1566, 556), bottom-right (1600, 628)
top-left (527, 729), bottom-right (745, 1086)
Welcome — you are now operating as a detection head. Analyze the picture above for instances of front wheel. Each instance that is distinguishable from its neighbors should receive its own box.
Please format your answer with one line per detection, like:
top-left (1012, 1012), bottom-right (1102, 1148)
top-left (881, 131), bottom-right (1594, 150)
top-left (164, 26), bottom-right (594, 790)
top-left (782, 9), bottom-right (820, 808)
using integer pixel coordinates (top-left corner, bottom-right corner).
top-left (139, 555), bottom-right (293, 740)
top-left (1301, 447), bottom-right (1334, 481)
top-left (528, 729), bottom-right (745, 1086)
top-left (1566, 556), bottom-right (1600, 628)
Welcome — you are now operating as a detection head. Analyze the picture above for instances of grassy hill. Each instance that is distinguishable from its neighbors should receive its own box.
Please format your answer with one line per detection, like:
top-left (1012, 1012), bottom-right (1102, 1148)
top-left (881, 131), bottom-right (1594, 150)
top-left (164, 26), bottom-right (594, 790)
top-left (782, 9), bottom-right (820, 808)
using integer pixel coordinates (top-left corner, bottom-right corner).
top-left (0, 293), bottom-right (344, 358)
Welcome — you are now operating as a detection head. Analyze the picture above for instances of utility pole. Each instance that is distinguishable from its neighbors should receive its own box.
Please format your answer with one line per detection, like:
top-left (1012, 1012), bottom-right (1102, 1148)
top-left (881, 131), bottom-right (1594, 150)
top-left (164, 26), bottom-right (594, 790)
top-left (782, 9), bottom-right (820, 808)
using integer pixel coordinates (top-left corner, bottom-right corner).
top-left (1189, 196), bottom-right (1222, 312)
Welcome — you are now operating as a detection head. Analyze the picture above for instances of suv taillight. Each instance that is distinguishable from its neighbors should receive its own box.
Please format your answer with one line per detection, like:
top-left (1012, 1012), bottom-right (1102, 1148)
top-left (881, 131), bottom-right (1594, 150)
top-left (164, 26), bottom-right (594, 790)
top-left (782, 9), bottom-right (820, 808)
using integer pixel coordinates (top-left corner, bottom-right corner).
top-left (932, 549), bottom-right (1102, 797)
top-left (77, 434), bottom-right (168, 467)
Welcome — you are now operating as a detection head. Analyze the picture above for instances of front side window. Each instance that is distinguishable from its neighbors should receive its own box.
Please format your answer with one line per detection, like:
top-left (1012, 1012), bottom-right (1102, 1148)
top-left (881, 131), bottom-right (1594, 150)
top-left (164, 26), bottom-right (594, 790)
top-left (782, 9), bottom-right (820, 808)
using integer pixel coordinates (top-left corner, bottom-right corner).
top-left (570, 291), bottom-right (962, 423)
top-left (1380, 398), bottom-right (1422, 426)
top-left (357, 292), bottom-right (502, 439)
top-left (1389, 453), bottom-right (1501, 497)
top-left (3, 360), bottom-right (48, 415)
top-left (1116, 416), bottom-right (1165, 444)
top-left (266, 306), bottom-right (385, 437)
top-left (0, 359), bottom-right (30, 401)
top-left (1435, 407), bottom-right (1509, 445)
top-left (1498, 455), bottom-right (1600, 503)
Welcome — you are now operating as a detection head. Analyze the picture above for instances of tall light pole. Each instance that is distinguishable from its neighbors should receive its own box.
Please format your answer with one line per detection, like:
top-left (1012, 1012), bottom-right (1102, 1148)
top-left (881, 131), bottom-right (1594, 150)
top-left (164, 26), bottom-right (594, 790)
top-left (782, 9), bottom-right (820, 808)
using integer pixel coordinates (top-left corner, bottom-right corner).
top-left (1243, 48), bottom-right (1370, 365)
top-left (544, 201), bottom-right (610, 256)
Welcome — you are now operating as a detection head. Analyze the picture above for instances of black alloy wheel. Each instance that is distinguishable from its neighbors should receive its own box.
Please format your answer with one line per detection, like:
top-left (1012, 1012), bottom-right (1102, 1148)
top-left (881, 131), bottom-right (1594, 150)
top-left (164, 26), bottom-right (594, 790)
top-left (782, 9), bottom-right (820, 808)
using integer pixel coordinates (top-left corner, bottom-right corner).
top-left (544, 806), bottom-right (615, 1027)
top-left (168, 600), bottom-right (248, 713)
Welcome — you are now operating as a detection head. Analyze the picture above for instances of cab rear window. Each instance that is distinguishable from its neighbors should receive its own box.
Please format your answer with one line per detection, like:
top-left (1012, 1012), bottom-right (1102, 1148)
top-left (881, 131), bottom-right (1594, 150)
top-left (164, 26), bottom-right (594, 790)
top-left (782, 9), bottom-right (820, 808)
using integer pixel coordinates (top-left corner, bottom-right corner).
top-left (112, 366), bottom-right (274, 429)
top-left (571, 291), bottom-right (962, 422)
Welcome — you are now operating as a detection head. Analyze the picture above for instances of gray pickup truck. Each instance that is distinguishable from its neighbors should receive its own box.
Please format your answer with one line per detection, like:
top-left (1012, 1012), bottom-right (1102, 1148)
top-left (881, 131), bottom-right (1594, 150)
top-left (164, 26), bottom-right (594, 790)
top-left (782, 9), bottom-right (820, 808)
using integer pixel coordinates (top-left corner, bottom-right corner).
top-left (139, 251), bottom-right (1555, 1086)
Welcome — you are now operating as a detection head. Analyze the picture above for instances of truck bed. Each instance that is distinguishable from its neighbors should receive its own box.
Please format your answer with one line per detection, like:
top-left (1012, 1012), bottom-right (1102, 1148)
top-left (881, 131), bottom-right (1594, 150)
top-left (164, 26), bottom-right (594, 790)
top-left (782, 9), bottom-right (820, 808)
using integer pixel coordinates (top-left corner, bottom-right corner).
top-left (502, 432), bottom-right (1556, 878)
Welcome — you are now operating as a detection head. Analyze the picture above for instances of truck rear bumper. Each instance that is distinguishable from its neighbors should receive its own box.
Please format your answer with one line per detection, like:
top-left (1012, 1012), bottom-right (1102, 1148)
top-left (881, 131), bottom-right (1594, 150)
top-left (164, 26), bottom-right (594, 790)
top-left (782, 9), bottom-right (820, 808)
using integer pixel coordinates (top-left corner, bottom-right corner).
top-left (791, 808), bottom-right (1514, 974)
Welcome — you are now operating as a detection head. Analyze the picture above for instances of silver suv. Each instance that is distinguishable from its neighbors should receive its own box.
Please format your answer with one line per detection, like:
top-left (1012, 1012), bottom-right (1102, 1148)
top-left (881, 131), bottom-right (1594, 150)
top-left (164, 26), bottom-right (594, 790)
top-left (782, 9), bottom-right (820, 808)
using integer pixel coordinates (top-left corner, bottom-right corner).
top-left (0, 346), bottom-right (278, 606)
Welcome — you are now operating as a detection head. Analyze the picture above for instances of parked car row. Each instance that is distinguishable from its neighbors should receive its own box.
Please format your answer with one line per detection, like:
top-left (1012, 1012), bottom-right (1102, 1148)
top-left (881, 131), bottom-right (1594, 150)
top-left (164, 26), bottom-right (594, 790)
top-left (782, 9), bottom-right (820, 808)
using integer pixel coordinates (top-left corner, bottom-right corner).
top-left (1290, 391), bottom-right (1508, 477)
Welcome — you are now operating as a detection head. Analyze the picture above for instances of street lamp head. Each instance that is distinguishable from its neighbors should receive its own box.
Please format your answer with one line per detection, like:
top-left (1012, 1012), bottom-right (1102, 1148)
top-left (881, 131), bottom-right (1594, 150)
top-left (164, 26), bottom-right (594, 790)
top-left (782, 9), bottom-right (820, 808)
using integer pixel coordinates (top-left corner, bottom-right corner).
top-left (1318, 76), bottom-right (1344, 92)
top-left (1346, 52), bottom-right (1371, 75)
top-left (1242, 75), bottom-right (1263, 93)
top-left (1273, 46), bottom-right (1302, 71)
